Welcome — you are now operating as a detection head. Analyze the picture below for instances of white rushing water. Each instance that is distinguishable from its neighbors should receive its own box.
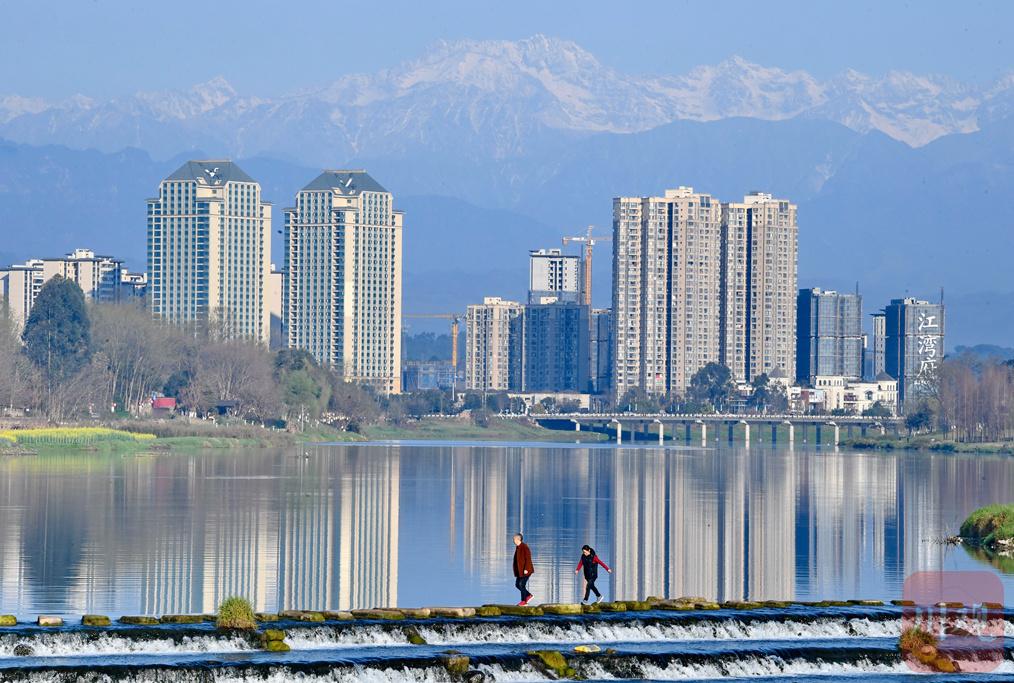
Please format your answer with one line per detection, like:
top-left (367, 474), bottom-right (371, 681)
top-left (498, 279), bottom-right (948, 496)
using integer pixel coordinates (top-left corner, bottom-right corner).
top-left (0, 632), bottom-right (254, 658)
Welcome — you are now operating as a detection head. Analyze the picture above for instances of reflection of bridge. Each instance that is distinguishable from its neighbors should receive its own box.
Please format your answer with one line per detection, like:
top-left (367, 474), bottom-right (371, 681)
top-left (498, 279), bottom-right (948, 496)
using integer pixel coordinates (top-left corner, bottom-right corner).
top-left (530, 413), bottom-right (904, 446)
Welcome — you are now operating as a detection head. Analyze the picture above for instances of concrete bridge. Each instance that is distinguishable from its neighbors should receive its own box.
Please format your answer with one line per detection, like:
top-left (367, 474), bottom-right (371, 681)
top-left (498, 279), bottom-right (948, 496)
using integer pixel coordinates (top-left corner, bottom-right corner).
top-left (531, 413), bottom-right (903, 446)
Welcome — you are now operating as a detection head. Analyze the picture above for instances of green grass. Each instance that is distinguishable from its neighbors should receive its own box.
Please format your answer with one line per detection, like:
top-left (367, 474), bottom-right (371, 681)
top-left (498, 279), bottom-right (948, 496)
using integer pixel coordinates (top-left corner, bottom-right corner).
top-left (843, 434), bottom-right (1014, 455)
top-left (216, 596), bottom-right (256, 630)
top-left (363, 417), bottom-right (607, 443)
top-left (959, 504), bottom-right (1014, 546)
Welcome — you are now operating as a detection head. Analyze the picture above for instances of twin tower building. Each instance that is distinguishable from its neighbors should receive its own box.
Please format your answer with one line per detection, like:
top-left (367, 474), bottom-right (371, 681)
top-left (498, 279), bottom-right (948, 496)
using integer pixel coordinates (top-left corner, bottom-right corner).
top-left (147, 161), bottom-right (402, 393)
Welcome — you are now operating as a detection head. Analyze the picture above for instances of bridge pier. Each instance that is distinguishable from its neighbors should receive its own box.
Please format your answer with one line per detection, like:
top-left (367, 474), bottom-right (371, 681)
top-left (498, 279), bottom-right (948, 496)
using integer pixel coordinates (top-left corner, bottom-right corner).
top-left (784, 421), bottom-right (794, 446)
top-left (696, 420), bottom-right (707, 446)
top-left (611, 419), bottom-right (622, 445)
top-left (829, 421), bottom-right (840, 447)
top-left (654, 419), bottom-right (664, 445)
top-left (815, 424), bottom-right (822, 444)
top-left (740, 420), bottom-right (750, 447)
top-left (684, 423), bottom-right (692, 443)
top-left (572, 420), bottom-right (581, 432)
top-left (770, 423), bottom-right (778, 444)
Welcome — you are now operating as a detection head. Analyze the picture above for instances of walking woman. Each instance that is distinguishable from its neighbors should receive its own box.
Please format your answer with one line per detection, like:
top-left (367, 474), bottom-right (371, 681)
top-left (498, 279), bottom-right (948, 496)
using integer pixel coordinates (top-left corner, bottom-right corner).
top-left (574, 545), bottom-right (611, 604)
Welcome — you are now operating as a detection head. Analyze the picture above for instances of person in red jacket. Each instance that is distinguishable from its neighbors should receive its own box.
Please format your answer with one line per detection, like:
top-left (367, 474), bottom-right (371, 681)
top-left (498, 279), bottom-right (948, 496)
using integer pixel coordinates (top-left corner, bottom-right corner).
top-left (512, 533), bottom-right (535, 606)
top-left (575, 545), bottom-right (611, 604)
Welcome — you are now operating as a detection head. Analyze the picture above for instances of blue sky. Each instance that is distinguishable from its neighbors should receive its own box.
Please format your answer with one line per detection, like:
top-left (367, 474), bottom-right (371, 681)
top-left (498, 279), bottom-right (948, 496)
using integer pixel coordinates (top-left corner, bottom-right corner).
top-left (2, 0), bottom-right (1011, 98)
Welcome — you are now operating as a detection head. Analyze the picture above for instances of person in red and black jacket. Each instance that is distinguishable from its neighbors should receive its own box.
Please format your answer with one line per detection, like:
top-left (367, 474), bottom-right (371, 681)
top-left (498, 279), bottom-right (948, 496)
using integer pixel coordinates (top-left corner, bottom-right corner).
top-left (574, 545), bottom-right (611, 604)
top-left (512, 533), bottom-right (535, 606)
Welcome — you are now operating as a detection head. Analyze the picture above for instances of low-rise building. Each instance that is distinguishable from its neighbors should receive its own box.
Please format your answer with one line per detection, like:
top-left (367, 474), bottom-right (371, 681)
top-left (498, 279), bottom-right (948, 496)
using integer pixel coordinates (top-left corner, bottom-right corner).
top-left (812, 374), bottom-right (898, 415)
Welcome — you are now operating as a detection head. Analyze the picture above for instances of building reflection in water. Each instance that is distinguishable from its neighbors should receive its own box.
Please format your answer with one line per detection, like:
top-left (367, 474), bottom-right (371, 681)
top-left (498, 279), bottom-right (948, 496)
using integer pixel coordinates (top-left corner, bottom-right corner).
top-left (2, 445), bottom-right (1014, 616)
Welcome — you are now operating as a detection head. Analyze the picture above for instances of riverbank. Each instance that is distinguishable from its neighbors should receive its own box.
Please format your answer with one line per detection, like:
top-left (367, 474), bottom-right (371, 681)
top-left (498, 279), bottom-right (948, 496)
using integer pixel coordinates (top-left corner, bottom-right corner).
top-left (843, 433), bottom-right (1014, 455)
top-left (0, 423), bottom-right (364, 454)
top-left (361, 416), bottom-right (607, 443)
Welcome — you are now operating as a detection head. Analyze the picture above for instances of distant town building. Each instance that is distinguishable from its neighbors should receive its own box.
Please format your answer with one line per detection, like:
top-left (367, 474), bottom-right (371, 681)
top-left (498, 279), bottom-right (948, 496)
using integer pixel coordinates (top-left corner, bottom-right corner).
top-left (147, 160), bottom-right (271, 343)
top-left (529, 248), bottom-right (581, 304)
top-left (883, 298), bottom-right (945, 409)
top-left (119, 270), bottom-right (147, 300)
top-left (812, 374), bottom-right (899, 416)
top-left (795, 288), bottom-right (863, 385)
top-left (611, 186), bottom-right (797, 402)
top-left (870, 312), bottom-right (886, 379)
top-left (402, 361), bottom-right (458, 392)
top-left (721, 192), bottom-right (798, 384)
top-left (465, 297), bottom-right (523, 392)
top-left (0, 249), bottom-right (125, 330)
top-left (522, 301), bottom-right (590, 393)
top-left (590, 308), bottom-right (613, 395)
top-left (283, 170), bottom-right (403, 394)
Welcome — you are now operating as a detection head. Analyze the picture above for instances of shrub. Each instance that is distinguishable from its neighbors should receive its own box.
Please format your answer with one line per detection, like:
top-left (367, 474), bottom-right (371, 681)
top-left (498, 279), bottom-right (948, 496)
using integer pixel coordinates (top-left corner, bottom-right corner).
top-left (216, 596), bottom-right (256, 630)
top-left (899, 625), bottom-right (937, 653)
top-left (959, 504), bottom-right (1014, 546)
top-left (0, 427), bottom-right (155, 445)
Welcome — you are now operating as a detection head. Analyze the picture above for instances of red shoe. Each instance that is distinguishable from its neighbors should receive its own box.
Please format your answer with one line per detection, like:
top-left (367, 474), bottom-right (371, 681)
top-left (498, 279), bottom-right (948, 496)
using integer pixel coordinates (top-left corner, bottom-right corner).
top-left (520, 596), bottom-right (532, 606)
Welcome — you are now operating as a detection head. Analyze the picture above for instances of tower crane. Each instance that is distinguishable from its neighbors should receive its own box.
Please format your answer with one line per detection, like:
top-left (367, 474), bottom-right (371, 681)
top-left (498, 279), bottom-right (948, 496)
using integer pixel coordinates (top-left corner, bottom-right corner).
top-left (562, 225), bottom-right (611, 307)
top-left (402, 313), bottom-right (462, 397)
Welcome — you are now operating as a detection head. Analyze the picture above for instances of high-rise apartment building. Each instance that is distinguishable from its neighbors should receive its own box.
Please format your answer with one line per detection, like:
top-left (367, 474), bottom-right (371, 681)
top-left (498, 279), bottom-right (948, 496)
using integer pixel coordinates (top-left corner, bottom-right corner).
top-left (870, 312), bottom-right (886, 379)
top-left (147, 160), bottom-right (271, 343)
top-left (721, 193), bottom-right (798, 384)
top-left (522, 301), bottom-right (590, 392)
top-left (611, 187), bottom-right (797, 402)
top-left (612, 187), bottom-right (724, 401)
top-left (590, 308), bottom-right (613, 395)
top-left (465, 297), bottom-right (523, 391)
top-left (1, 249), bottom-right (125, 330)
top-left (796, 288), bottom-right (863, 384)
top-left (528, 249), bottom-right (581, 304)
top-left (882, 298), bottom-right (945, 409)
top-left (284, 170), bottom-right (403, 394)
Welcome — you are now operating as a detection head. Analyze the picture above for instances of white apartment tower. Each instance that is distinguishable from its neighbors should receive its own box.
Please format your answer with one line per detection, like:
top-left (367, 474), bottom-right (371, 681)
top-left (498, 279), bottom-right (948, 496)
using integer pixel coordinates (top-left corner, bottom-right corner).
top-left (721, 193), bottom-right (798, 383)
top-left (147, 160), bottom-right (271, 343)
top-left (612, 187), bottom-right (723, 400)
top-left (1, 249), bottom-right (124, 331)
top-left (465, 297), bottom-right (523, 391)
top-left (284, 170), bottom-right (403, 394)
top-left (612, 187), bottom-right (797, 401)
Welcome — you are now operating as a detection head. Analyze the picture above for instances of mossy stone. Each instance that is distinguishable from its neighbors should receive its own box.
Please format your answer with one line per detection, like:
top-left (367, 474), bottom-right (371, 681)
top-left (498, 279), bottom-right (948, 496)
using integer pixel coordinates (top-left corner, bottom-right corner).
top-left (762, 600), bottom-right (791, 608)
top-left (351, 609), bottom-right (404, 620)
top-left (82, 615), bottom-right (111, 627)
top-left (581, 603), bottom-right (601, 614)
top-left (598, 602), bottom-right (627, 612)
top-left (430, 607), bottom-right (477, 618)
top-left (542, 603), bottom-right (583, 615)
top-left (476, 605), bottom-right (501, 617)
top-left (849, 599), bottom-right (884, 606)
top-left (722, 601), bottom-right (763, 610)
top-left (264, 640), bottom-right (291, 652)
top-left (398, 608), bottom-right (431, 619)
top-left (404, 625), bottom-right (427, 645)
top-left (119, 616), bottom-right (159, 625)
top-left (813, 600), bottom-right (850, 607)
top-left (0, 615), bottom-right (17, 627)
top-left (442, 654), bottom-right (470, 676)
top-left (297, 611), bottom-right (325, 622)
top-left (891, 600), bottom-right (916, 607)
top-left (529, 650), bottom-right (573, 679)
top-left (625, 601), bottom-right (652, 611)
top-left (255, 613), bottom-right (281, 622)
top-left (160, 614), bottom-right (203, 624)
top-left (695, 602), bottom-right (721, 610)
top-left (496, 605), bottom-right (544, 616)
top-left (323, 611), bottom-right (353, 621)
top-left (261, 629), bottom-right (286, 642)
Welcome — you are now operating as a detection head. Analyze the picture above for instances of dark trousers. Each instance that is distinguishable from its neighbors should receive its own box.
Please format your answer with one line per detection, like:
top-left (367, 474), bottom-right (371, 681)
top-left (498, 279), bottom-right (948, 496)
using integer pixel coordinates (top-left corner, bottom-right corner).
top-left (515, 575), bottom-right (532, 600)
top-left (583, 578), bottom-right (601, 601)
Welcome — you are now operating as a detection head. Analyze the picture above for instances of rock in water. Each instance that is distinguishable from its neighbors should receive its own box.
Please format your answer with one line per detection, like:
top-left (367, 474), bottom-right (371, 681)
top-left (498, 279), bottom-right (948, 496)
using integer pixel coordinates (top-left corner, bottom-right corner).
top-left (13, 643), bottom-right (34, 657)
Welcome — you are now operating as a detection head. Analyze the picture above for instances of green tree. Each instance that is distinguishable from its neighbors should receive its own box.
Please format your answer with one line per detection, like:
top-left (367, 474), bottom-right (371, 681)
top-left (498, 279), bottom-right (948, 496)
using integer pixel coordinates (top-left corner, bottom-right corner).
top-left (617, 388), bottom-right (661, 413)
top-left (274, 349), bottom-right (332, 428)
top-left (862, 401), bottom-right (893, 418)
top-left (688, 363), bottom-right (736, 413)
top-left (905, 401), bottom-right (936, 435)
top-left (22, 277), bottom-right (92, 382)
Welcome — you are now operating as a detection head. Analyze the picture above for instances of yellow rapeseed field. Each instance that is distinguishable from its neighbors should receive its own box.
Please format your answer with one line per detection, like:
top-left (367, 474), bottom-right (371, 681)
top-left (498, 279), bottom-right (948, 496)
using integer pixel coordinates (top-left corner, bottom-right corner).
top-left (0, 427), bottom-right (156, 445)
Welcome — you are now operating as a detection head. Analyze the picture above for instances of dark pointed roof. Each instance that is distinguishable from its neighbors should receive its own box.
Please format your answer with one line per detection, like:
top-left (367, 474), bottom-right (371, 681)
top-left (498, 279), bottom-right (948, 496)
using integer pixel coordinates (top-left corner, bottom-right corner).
top-left (768, 367), bottom-right (787, 379)
top-left (166, 160), bottom-right (255, 186)
top-left (301, 170), bottom-right (388, 194)
top-left (875, 371), bottom-right (896, 382)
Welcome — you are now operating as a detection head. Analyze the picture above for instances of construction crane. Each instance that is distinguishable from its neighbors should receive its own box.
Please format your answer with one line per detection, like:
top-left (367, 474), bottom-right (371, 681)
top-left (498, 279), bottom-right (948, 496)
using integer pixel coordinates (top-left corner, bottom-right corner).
top-left (562, 225), bottom-right (612, 306)
top-left (402, 313), bottom-right (462, 397)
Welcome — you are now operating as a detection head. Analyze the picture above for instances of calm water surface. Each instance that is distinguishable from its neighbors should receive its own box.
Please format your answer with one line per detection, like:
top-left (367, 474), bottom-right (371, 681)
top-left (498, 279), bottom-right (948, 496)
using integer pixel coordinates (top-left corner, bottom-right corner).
top-left (0, 441), bottom-right (1012, 617)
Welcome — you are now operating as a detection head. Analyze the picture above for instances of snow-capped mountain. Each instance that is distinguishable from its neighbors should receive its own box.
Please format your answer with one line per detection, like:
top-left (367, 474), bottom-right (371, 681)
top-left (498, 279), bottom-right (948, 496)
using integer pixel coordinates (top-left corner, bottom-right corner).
top-left (0, 35), bottom-right (1010, 161)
